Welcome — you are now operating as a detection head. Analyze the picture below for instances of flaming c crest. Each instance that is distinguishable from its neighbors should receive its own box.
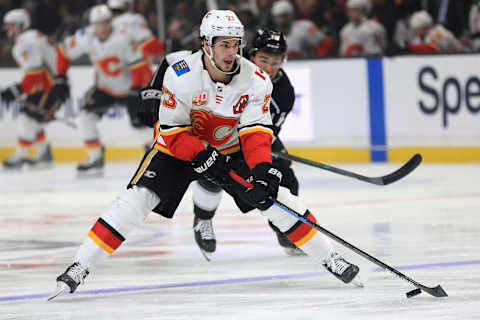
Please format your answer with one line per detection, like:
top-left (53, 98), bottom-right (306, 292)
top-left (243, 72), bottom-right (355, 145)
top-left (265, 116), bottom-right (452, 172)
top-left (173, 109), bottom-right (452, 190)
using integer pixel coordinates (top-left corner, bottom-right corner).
top-left (191, 109), bottom-right (239, 147)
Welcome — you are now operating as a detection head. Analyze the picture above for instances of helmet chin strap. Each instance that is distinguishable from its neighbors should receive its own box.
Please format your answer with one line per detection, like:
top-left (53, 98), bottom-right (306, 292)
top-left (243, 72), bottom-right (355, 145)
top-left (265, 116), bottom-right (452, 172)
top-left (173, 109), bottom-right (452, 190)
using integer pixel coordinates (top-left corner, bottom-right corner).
top-left (202, 45), bottom-right (242, 75)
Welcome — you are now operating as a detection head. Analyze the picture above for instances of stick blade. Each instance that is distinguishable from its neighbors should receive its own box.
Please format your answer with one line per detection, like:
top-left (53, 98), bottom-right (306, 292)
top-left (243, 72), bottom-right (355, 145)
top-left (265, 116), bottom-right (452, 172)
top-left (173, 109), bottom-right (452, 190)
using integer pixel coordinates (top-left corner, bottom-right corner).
top-left (422, 285), bottom-right (448, 298)
top-left (381, 154), bottom-right (422, 185)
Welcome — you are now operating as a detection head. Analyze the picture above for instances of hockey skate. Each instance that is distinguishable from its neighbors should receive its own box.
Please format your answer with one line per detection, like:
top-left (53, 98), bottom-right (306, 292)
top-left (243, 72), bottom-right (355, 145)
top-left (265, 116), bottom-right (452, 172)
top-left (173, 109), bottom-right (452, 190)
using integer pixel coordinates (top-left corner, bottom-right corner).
top-left (268, 221), bottom-right (306, 256)
top-left (48, 262), bottom-right (89, 301)
top-left (77, 146), bottom-right (105, 177)
top-left (193, 216), bottom-right (216, 261)
top-left (323, 252), bottom-right (363, 287)
top-left (27, 144), bottom-right (53, 169)
top-left (2, 152), bottom-right (28, 170)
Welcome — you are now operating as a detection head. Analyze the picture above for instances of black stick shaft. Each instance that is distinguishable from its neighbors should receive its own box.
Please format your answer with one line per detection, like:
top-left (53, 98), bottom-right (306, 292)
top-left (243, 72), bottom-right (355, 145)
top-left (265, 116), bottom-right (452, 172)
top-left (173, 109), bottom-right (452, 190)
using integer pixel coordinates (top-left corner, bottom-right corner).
top-left (272, 200), bottom-right (447, 297)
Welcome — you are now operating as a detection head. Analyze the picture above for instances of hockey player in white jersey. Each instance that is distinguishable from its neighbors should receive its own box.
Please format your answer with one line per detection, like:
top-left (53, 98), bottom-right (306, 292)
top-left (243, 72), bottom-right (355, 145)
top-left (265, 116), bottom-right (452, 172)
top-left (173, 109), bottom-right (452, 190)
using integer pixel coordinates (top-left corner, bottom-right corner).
top-left (408, 10), bottom-right (467, 53)
top-left (339, 0), bottom-right (387, 56)
top-left (270, 0), bottom-right (334, 58)
top-left (108, 0), bottom-right (164, 85)
top-left (1, 9), bottom-right (68, 169)
top-left (49, 10), bottom-right (361, 300)
top-left (55, 5), bottom-right (151, 176)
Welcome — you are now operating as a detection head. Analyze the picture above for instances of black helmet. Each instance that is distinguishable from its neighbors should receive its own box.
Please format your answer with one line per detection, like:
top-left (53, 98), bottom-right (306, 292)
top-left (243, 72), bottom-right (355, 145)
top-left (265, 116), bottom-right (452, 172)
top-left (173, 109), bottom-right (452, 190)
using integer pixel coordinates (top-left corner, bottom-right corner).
top-left (250, 28), bottom-right (287, 56)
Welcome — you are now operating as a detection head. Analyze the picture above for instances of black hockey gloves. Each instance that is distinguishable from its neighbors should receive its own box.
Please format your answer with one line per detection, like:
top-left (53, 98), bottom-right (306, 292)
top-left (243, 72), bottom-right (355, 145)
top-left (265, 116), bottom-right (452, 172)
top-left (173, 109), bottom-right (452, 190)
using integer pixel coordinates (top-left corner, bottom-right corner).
top-left (138, 87), bottom-right (161, 127)
top-left (192, 146), bottom-right (236, 187)
top-left (0, 84), bottom-right (22, 103)
top-left (49, 76), bottom-right (70, 102)
top-left (242, 162), bottom-right (282, 211)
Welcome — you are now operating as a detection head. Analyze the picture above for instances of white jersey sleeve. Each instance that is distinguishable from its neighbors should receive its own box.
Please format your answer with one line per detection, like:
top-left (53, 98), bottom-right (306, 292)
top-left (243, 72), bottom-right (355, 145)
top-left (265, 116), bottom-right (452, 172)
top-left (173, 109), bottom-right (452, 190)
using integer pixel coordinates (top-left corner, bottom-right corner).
top-left (12, 30), bottom-right (55, 73)
top-left (61, 27), bottom-right (92, 61)
top-left (426, 25), bottom-right (466, 53)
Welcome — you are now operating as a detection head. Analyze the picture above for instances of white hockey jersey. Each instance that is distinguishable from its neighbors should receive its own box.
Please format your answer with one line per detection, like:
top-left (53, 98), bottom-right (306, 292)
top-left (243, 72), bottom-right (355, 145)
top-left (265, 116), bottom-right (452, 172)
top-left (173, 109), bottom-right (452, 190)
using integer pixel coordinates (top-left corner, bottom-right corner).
top-left (340, 18), bottom-right (387, 56)
top-left (12, 29), bottom-right (56, 93)
top-left (285, 20), bottom-right (326, 58)
top-left (154, 51), bottom-right (274, 168)
top-left (112, 12), bottom-right (152, 44)
top-left (410, 25), bottom-right (465, 53)
top-left (59, 28), bottom-right (144, 95)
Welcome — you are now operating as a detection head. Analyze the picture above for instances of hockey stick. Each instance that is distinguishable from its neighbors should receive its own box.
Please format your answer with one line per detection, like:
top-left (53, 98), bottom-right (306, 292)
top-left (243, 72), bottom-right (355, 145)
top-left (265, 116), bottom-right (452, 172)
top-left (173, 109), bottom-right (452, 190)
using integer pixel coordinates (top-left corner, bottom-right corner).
top-left (228, 171), bottom-right (447, 299)
top-left (272, 152), bottom-right (422, 186)
top-left (274, 199), bottom-right (447, 298)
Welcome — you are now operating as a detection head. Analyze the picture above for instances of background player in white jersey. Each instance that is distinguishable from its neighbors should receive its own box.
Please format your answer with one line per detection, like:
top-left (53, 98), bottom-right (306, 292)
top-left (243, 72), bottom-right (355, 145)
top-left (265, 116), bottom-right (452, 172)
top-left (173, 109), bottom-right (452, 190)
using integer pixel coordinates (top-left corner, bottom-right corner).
top-left (49, 10), bottom-right (360, 300)
top-left (108, 0), bottom-right (165, 82)
top-left (339, 0), bottom-right (387, 56)
top-left (1, 9), bottom-right (68, 170)
top-left (270, 0), bottom-right (334, 58)
top-left (408, 10), bottom-right (467, 54)
top-left (54, 5), bottom-right (150, 176)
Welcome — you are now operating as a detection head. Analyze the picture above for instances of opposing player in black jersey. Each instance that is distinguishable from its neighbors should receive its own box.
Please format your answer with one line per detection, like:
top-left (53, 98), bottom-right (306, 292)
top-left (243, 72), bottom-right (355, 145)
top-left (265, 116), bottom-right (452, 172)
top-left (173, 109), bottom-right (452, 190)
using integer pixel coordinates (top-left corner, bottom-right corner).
top-left (139, 29), bottom-right (302, 258)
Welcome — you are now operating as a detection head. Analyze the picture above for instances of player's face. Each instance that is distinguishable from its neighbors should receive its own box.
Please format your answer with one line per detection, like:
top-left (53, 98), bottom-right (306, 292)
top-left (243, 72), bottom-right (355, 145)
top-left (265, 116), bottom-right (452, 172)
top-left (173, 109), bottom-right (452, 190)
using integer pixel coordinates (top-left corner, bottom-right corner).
top-left (415, 27), bottom-right (428, 39)
top-left (5, 23), bottom-right (19, 38)
top-left (94, 20), bottom-right (112, 41)
top-left (347, 8), bottom-right (361, 23)
top-left (252, 51), bottom-right (283, 80)
top-left (273, 14), bottom-right (292, 30)
top-left (211, 37), bottom-right (241, 72)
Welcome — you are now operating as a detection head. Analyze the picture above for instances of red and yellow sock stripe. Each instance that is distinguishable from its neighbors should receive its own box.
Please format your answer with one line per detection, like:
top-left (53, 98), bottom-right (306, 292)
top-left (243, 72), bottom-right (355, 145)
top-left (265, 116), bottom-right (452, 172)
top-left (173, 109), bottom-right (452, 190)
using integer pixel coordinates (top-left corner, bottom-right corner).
top-left (285, 210), bottom-right (318, 247)
top-left (18, 138), bottom-right (33, 148)
top-left (35, 131), bottom-right (46, 144)
top-left (88, 218), bottom-right (125, 254)
top-left (85, 139), bottom-right (101, 149)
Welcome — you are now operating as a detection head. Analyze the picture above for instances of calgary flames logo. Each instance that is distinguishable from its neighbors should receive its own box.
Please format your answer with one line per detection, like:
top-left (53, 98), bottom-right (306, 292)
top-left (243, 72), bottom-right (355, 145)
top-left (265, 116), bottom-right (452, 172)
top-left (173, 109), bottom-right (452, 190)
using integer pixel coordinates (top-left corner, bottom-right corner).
top-left (191, 109), bottom-right (238, 147)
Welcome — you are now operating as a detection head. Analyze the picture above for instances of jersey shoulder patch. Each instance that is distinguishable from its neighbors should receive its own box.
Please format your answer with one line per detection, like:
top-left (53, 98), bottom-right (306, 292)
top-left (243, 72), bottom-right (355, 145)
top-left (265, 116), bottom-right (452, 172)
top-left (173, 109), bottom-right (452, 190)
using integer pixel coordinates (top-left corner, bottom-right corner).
top-left (171, 60), bottom-right (190, 76)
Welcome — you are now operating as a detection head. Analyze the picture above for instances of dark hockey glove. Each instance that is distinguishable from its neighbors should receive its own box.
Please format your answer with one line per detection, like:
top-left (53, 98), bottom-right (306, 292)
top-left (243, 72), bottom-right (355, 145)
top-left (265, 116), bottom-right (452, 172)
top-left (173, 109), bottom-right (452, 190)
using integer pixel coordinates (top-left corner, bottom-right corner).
top-left (49, 76), bottom-right (70, 102)
top-left (192, 146), bottom-right (235, 187)
top-left (241, 162), bottom-right (282, 211)
top-left (1, 84), bottom-right (22, 103)
top-left (126, 87), bottom-right (144, 128)
top-left (138, 87), bottom-right (161, 128)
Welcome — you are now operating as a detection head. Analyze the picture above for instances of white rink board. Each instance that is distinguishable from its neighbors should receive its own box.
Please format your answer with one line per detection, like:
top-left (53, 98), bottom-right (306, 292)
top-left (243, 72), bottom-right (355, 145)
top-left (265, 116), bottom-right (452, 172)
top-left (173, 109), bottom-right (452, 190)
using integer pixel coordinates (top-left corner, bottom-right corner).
top-left (384, 55), bottom-right (480, 146)
top-left (1, 55), bottom-right (479, 149)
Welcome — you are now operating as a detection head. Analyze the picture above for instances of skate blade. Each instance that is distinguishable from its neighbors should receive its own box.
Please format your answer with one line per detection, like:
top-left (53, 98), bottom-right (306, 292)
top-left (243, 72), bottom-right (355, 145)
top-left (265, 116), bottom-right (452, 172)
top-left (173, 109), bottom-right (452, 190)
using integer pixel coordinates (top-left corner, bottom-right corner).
top-left (350, 275), bottom-right (364, 288)
top-left (28, 162), bottom-right (53, 170)
top-left (76, 169), bottom-right (104, 179)
top-left (47, 282), bottom-right (69, 301)
top-left (200, 249), bottom-right (212, 262)
top-left (283, 247), bottom-right (307, 256)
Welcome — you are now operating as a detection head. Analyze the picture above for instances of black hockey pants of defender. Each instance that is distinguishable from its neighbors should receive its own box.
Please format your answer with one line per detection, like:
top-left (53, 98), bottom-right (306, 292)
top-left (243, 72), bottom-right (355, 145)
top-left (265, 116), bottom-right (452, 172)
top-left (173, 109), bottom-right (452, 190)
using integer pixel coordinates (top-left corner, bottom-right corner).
top-left (81, 87), bottom-right (144, 129)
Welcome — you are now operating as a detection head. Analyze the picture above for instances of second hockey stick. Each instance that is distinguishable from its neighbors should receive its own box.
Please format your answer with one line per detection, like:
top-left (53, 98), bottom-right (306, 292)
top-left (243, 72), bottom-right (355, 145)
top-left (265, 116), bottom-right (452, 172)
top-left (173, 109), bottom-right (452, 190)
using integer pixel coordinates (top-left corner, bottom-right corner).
top-left (272, 152), bottom-right (422, 186)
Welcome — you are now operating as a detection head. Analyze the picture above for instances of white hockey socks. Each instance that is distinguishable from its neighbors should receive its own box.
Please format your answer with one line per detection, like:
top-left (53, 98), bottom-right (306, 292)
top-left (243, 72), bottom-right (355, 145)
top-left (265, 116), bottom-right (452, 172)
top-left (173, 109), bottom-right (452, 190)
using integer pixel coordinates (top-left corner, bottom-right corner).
top-left (192, 181), bottom-right (223, 213)
top-left (260, 187), bottom-right (334, 261)
top-left (75, 186), bottom-right (160, 270)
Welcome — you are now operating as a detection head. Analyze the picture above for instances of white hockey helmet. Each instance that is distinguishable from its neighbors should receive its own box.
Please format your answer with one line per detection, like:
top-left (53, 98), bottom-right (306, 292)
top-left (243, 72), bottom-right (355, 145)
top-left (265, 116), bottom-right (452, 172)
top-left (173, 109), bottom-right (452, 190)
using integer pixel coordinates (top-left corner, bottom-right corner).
top-left (271, 0), bottom-right (294, 16)
top-left (347, 0), bottom-right (372, 13)
top-left (200, 10), bottom-right (244, 47)
top-left (89, 5), bottom-right (113, 24)
top-left (3, 8), bottom-right (31, 30)
top-left (410, 10), bottom-right (433, 30)
top-left (108, 0), bottom-right (133, 10)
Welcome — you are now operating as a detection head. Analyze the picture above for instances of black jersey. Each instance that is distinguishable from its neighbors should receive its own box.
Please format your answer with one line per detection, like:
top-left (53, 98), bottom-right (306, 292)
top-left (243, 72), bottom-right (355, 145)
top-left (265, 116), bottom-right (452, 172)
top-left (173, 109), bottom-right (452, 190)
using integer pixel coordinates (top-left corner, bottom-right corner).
top-left (270, 68), bottom-right (295, 138)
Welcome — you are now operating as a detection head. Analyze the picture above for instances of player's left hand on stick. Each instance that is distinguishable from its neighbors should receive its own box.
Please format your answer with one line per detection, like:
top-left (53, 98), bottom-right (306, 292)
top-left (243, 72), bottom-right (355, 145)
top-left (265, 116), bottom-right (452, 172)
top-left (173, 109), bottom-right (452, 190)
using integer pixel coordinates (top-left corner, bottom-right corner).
top-left (0, 84), bottom-right (22, 103)
top-left (138, 87), bottom-right (161, 127)
top-left (50, 76), bottom-right (70, 101)
top-left (242, 162), bottom-right (282, 211)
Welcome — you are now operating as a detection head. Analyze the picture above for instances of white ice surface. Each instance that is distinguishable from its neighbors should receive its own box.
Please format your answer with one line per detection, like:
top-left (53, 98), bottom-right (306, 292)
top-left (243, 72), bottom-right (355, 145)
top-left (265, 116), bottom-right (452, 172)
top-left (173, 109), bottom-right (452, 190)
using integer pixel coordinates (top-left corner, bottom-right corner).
top-left (0, 161), bottom-right (479, 319)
